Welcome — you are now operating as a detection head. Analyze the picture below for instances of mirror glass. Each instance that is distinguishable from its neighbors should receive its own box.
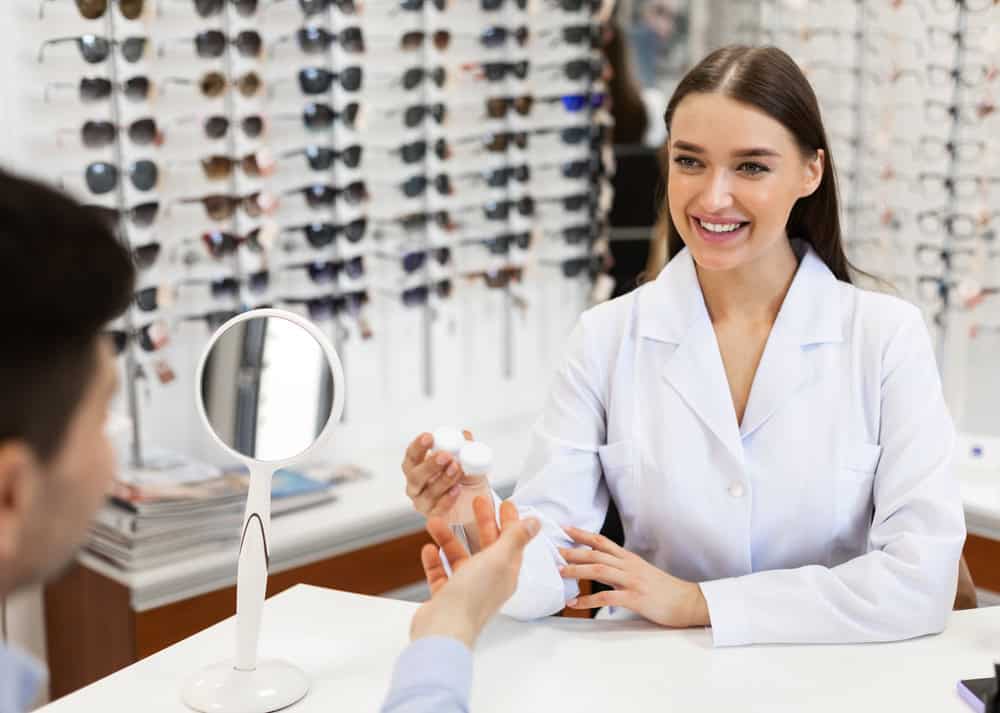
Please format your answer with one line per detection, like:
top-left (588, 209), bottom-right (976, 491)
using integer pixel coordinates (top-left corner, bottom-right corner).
top-left (200, 315), bottom-right (335, 462)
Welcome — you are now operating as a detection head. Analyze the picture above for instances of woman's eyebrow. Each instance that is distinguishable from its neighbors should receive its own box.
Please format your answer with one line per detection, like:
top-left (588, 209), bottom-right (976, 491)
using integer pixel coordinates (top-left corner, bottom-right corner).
top-left (671, 140), bottom-right (781, 159)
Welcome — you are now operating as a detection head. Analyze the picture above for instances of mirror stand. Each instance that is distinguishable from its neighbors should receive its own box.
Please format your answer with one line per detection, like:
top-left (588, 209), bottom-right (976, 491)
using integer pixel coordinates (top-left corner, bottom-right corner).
top-left (181, 462), bottom-right (309, 713)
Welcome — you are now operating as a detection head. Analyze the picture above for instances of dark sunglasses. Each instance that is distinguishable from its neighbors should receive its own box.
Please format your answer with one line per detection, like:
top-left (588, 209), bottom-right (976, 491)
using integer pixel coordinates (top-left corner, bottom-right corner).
top-left (398, 0), bottom-right (445, 9)
top-left (545, 24), bottom-right (601, 47)
top-left (399, 103), bottom-right (447, 128)
top-left (482, 61), bottom-right (530, 81)
top-left (540, 58), bottom-right (603, 81)
top-left (481, 0), bottom-right (527, 9)
top-left (484, 197), bottom-right (535, 221)
top-left (400, 247), bottom-right (451, 273)
top-left (559, 224), bottom-right (594, 245)
top-left (108, 323), bottom-right (168, 354)
top-left (83, 160), bottom-right (158, 194)
top-left (88, 201), bottom-right (160, 229)
top-left (560, 255), bottom-right (601, 278)
top-left (178, 192), bottom-right (275, 221)
top-left (394, 67), bottom-right (447, 90)
top-left (480, 25), bottom-right (529, 47)
top-left (182, 114), bottom-right (265, 140)
top-left (374, 139), bottom-right (449, 164)
top-left (286, 219), bottom-right (367, 249)
top-left (297, 66), bottom-right (363, 94)
top-left (401, 30), bottom-right (452, 51)
top-left (285, 182), bottom-right (369, 208)
top-left (132, 242), bottom-right (162, 270)
top-left (402, 280), bottom-right (452, 307)
top-left (395, 174), bottom-right (451, 198)
top-left (486, 95), bottom-right (533, 119)
top-left (484, 131), bottom-right (529, 152)
top-left (282, 145), bottom-right (363, 170)
top-left (45, 75), bottom-right (152, 103)
top-left (539, 193), bottom-right (592, 212)
top-left (166, 30), bottom-right (262, 59)
top-left (39, 35), bottom-right (147, 63)
top-left (291, 291), bottom-right (369, 322)
top-left (377, 211), bottom-right (453, 235)
top-left (469, 266), bottom-right (524, 288)
top-left (300, 256), bottom-right (365, 284)
top-left (135, 285), bottom-right (167, 312)
top-left (274, 26), bottom-right (364, 54)
top-left (283, 0), bottom-right (358, 15)
top-left (39, 0), bottom-right (144, 20)
top-left (188, 0), bottom-right (259, 17)
top-left (547, 0), bottom-right (601, 10)
top-left (200, 229), bottom-right (267, 258)
top-left (480, 232), bottom-right (532, 254)
top-left (274, 102), bottom-right (360, 130)
top-left (75, 118), bottom-right (160, 148)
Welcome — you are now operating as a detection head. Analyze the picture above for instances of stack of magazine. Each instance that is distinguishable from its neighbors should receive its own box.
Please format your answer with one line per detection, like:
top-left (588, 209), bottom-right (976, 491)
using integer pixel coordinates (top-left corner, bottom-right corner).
top-left (86, 455), bottom-right (365, 571)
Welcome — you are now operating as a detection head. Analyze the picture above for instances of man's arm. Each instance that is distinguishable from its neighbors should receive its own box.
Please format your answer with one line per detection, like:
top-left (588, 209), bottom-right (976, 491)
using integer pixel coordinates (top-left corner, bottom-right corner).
top-left (380, 638), bottom-right (471, 713)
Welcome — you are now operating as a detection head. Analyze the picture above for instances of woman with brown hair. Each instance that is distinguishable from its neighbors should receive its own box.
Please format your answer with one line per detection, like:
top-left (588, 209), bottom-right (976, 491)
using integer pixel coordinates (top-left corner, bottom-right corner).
top-left (400, 45), bottom-right (968, 645)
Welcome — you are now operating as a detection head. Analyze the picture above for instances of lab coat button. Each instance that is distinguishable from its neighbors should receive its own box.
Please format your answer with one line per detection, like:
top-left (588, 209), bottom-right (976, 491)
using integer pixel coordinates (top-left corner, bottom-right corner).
top-left (728, 482), bottom-right (745, 498)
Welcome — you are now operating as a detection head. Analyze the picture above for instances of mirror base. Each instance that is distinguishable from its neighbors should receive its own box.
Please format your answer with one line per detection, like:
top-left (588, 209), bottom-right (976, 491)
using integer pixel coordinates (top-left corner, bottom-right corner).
top-left (182, 659), bottom-right (309, 713)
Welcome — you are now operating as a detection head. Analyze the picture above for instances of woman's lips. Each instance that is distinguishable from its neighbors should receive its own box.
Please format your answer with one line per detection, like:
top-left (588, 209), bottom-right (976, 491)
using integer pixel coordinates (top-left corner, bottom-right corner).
top-left (690, 215), bottom-right (750, 244)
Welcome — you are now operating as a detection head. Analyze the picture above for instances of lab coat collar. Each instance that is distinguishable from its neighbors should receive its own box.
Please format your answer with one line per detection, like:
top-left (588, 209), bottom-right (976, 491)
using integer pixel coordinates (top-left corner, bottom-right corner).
top-left (641, 240), bottom-right (844, 460)
top-left (637, 240), bottom-right (844, 347)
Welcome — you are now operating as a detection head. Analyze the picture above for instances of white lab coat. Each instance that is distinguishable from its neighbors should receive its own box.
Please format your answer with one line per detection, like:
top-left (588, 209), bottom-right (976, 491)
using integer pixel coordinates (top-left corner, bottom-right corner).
top-left (497, 241), bottom-right (966, 647)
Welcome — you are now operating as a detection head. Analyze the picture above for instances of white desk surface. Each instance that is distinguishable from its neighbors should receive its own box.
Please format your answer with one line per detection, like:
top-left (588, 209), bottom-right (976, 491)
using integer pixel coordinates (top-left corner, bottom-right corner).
top-left (80, 422), bottom-right (529, 611)
top-left (37, 583), bottom-right (1000, 713)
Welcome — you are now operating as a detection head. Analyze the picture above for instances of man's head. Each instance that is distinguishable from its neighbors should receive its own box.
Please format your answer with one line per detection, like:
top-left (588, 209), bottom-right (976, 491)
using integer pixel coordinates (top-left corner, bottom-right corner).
top-left (0, 169), bottom-right (135, 594)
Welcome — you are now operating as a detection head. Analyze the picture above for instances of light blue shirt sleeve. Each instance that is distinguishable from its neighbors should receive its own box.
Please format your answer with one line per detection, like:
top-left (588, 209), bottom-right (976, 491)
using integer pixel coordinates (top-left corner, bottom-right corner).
top-left (0, 643), bottom-right (46, 713)
top-left (380, 637), bottom-right (472, 713)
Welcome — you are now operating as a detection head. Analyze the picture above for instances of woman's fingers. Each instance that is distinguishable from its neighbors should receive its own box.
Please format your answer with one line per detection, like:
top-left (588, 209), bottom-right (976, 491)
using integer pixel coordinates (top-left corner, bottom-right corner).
top-left (403, 433), bottom-right (433, 471)
top-left (563, 526), bottom-right (629, 557)
top-left (566, 589), bottom-right (632, 610)
top-left (559, 563), bottom-right (633, 589)
top-left (412, 459), bottom-right (462, 512)
top-left (473, 495), bottom-right (499, 547)
top-left (558, 547), bottom-right (622, 569)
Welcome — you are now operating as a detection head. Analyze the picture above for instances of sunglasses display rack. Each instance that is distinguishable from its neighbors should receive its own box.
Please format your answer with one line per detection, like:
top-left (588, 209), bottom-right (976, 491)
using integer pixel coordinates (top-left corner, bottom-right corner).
top-left (29, 0), bottom-right (614, 466)
top-left (739, 0), bottom-right (999, 430)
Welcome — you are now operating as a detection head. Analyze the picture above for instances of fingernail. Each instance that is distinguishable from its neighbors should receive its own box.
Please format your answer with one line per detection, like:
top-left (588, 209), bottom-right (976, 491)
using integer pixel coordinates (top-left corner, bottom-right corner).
top-left (421, 434), bottom-right (433, 446)
top-left (446, 464), bottom-right (458, 477)
top-left (448, 485), bottom-right (461, 496)
top-left (436, 453), bottom-right (449, 466)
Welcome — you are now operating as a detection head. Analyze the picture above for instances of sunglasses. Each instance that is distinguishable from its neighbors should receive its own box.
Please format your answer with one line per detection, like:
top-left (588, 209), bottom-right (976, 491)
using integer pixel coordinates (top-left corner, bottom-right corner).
top-left (185, 0), bottom-right (259, 17)
top-left (545, 0), bottom-right (602, 9)
top-left (483, 131), bottom-right (529, 152)
top-left (89, 201), bottom-right (160, 229)
top-left (537, 158), bottom-right (599, 179)
top-left (372, 139), bottom-right (449, 164)
top-left (485, 96), bottom-right (533, 119)
top-left (534, 125), bottom-right (601, 147)
top-left (177, 192), bottom-right (277, 220)
top-left (135, 285), bottom-right (169, 312)
top-left (68, 117), bottom-right (160, 148)
top-left (296, 66), bottom-right (363, 94)
top-left (484, 197), bottom-right (535, 221)
top-left (132, 242), bottom-right (162, 270)
top-left (289, 291), bottom-right (369, 322)
top-left (108, 322), bottom-right (169, 354)
top-left (45, 75), bottom-right (152, 103)
top-left (284, 219), bottom-right (367, 249)
top-left (538, 58), bottom-right (604, 81)
top-left (282, 145), bottom-right (363, 170)
top-left (199, 229), bottom-right (268, 258)
top-left (479, 25), bottom-right (529, 47)
top-left (540, 24), bottom-right (601, 47)
top-left (195, 152), bottom-right (276, 180)
top-left (402, 280), bottom-right (452, 307)
top-left (376, 211), bottom-right (454, 235)
top-left (388, 103), bottom-right (448, 128)
top-left (479, 232), bottom-right (532, 254)
top-left (284, 182), bottom-right (369, 208)
top-left (398, 247), bottom-right (451, 273)
top-left (273, 26), bottom-right (364, 54)
top-left (396, 0), bottom-right (445, 9)
top-left (39, 35), bottom-right (147, 63)
top-left (273, 102), bottom-right (360, 130)
top-left (174, 114), bottom-right (265, 140)
top-left (467, 266), bottom-right (524, 288)
top-left (560, 255), bottom-right (601, 278)
top-left (538, 193), bottom-right (592, 212)
top-left (400, 30), bottom-right (452, 51)
top-left (39, 0), bottom-right (144, 20)
top-left (538, 93), bottom-right (606, 112)
top-left (298, 256), bottom-right (365, 284)
top-left (392, 174), bottom-right (452, 198)
top-left (275, 0), bottom-right (358, 16)
top-left (77, 160), bottom-right (158, 194)
top-left (481, 0), bottom-right (527, 8)
top-left (375, 67), bottom-right (447, 91)
top-left (165, 71), bottom-right (262, 98)
top-left (481, 61), bottom-right (530, 81)
top-left (165, 30), bottom-right (263, 59)
top-left (553, 224), bottom-right (593, 245)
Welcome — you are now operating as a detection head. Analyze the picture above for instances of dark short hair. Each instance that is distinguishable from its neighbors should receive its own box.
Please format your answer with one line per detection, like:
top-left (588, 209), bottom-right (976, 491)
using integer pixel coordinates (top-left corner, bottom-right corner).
top-left (0, 168), bottom-right (135, 462)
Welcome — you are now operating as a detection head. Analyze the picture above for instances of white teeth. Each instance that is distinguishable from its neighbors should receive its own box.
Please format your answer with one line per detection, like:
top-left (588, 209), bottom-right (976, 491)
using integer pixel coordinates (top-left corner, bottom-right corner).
top-left (698, 218), bottom-right (744, 233)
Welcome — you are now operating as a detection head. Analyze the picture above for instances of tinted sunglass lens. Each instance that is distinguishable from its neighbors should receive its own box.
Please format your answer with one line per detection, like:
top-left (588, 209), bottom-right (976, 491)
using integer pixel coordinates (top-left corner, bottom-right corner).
top-left (345, 257), bottom-right (364, 279)
top-left (76, 0), bottom-right (108, 20)
top-left (133, 242), bottom-right (161, 269)
top-left (135, 286), bottom-right (158, 311)
top-left (235, 31), bottom-right (262, 57)
top-left (119, 0), bottom-right (144, 18)
top-left (433, 31), bottom-right (451, 50)
top-left (344, 218), bottom-right (366, 242)
top-left (123, 76), bottom-right (150, 101)
top-left (403, 285), bottom-right (428, 307)
top-left (343, 103), bottom-right (360, 127)
top-left (401, 141), bottom-right (426, 163)
top-left (128, 118), bottom-right (158, 145)
top-left (345, 182), bottom-right (368, 203)
top-left (80, 77), bottom-right (113, 101)
top-left (130, 160), bottom-right (158, 191)
top-left (121, 37), bottom-right (146, 62)
top-left (233, 0), bottom-right (258, 16)
top-left (404, 106), bottom-right (425, 127)
top-left (403, 252), bottom-right (425, 273)
top-left (341, 27), bottom-right (365, 53)
top-left (299, 68), bottom-right (331, 94)
top-left (200, 72), bottom-right (226, 97)
top-left (341, 66), bottom-right (363, 91)
top-left (305, 146), bottom-right (336, 170)
top-left (237, 72), bottom-right (261, 97)
top-left (482, 27), bottom-right (506, 47)
top-left (484, 63), bottom-right (506, 81)
top-left (131, 201), bottom-right (159, 227)
top-left (195, 30), bottom-right (226, 57)
top-left (109, 331), bottom-right (128, 354)
top-left (81, 121), bottom-right (116, 148)
top-left (79, 35), bottom-right (111, 63)
top-left (203, 116), bottom-right (229, 138)
top-left (403, 176), bottom-right (427, 197)
top-left (194, 0), bottom-right (223, 16)
top-left (403, 69), bottom-right (422, 90)
top-left (297, 27), bottom-right (328, 53)
top-left (342, 146), bottom-right (363, 167)
top-left (303, 103), bottom-right (334, 129)
top-left (299, 0), bottom-right (327, 14)
top-left (241, 116), bottom-right (264, 138)
top-left (481, 0), bottom-right (502, 9)
top-left (85, 162), bottom-right (118, 194)
top-left (304, 223), bottom-right (335, 247)
top-left (401, 31), bottom-right (423, 50)
top-left (562, 94), bottom-right (586, 111)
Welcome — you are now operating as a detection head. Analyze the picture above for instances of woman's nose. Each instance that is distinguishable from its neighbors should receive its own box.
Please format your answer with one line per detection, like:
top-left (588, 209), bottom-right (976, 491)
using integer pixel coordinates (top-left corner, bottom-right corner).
top-left (698, 170), bottom-right (734, 212)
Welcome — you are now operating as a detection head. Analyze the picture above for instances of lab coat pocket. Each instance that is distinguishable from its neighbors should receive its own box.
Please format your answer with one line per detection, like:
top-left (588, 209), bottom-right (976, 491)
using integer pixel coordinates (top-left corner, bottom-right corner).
top-left (832, 443), bottom-right (883, 560)
top-left (598, 440), bottom-right (644, 547)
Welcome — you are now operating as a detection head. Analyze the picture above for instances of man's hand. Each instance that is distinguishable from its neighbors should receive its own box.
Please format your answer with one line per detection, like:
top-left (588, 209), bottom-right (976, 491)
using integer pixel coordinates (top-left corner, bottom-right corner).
top-left (410, 497), bottom-right (540, 648)
top-left (559, 526), bottom-right (710, 628)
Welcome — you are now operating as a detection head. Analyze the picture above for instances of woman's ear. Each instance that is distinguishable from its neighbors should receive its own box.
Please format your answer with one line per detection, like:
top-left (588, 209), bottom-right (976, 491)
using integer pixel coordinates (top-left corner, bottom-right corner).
top-left (801, 148), bottom-right (825, 198)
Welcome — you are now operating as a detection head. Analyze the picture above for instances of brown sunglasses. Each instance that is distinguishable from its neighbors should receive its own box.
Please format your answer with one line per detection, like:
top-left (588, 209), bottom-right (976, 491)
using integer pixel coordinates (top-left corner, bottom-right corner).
top-left (199, 151), bottom-right (275, 180)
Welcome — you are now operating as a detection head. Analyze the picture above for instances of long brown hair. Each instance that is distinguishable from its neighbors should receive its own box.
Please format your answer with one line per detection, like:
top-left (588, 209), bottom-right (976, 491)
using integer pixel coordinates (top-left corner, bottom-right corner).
top-left (651, 45), bottom-right (855, 284)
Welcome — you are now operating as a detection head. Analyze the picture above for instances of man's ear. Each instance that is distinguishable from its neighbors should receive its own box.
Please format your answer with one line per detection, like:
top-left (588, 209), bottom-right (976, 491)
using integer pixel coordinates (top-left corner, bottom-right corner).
top-left (0, 442), bottom-right (40, 563)
top-left (801, 148), bottom-right (825, 198)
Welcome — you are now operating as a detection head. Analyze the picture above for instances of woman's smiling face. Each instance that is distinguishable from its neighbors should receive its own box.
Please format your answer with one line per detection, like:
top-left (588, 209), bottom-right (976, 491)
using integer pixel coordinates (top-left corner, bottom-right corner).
top-left (666, 92), bottom-right (824, 273)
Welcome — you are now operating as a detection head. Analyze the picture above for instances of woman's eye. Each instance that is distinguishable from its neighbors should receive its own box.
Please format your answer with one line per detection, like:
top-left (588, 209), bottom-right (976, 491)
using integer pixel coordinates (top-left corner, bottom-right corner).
top-left (738, 162), bottom-right (769, 175)
top-left (673, 156), bottom-right (700, 169)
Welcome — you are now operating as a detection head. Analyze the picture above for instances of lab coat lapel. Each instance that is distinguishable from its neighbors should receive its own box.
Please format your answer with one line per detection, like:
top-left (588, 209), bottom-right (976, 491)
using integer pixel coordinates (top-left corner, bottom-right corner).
top-left (739, 245), bottom-right (844, 440)
top-left (642, 250), bottom-right (744, 462)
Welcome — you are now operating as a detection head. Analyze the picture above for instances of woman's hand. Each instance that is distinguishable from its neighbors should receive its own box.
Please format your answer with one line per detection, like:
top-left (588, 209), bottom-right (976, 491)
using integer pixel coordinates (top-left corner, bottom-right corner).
top-left (559, 526), bottom-right (711, 628)
top-left (401, 429), bottom-right (481, 517)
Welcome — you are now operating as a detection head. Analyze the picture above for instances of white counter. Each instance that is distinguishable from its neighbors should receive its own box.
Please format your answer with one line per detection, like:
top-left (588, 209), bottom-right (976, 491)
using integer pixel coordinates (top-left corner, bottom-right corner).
top-left (37, 583), bottom-right (1000, 712)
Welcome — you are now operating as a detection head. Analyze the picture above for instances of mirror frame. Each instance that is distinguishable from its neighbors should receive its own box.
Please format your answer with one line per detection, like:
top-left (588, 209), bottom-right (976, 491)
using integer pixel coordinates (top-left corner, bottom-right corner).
top-left (195, 307), bottom-right (346, 466)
